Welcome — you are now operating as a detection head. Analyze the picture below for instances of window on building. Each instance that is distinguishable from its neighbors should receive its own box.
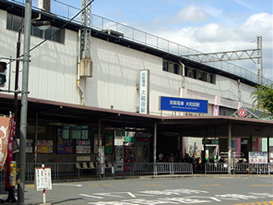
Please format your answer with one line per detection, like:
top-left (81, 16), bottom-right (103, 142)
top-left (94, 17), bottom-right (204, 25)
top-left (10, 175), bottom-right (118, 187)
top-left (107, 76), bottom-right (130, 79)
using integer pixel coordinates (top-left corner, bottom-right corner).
top-left (7, 14), bottom-right (23, 31)
top-left (185, 66), bottom-right (216, 84)
top-left (163, 60), bottom-right (169, 71)
top-left (6, 13), bottom-right (65, 44)
top-left (62, 128), bottom-right (70, 139)
top-left (61, 126), bottom-right (89, 139)
top-left (173, 64), bottom-right (180, 74)
top-left (114, 130), bottom-right (125, 146)
top-left (163, 60), bottom-right (181, 75)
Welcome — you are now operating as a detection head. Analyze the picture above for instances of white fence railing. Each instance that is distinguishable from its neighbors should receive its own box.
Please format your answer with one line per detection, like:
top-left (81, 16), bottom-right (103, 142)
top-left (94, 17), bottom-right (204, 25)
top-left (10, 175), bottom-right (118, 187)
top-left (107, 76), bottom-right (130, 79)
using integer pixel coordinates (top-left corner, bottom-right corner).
top-left (205, 163), bottom-right (272, 174)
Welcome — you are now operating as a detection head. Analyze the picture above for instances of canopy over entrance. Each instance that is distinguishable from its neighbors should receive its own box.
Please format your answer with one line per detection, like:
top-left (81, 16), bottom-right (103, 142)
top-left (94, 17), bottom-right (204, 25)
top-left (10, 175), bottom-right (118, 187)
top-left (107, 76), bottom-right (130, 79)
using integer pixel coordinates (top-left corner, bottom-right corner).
top-left (1, 93), bottom-right (273, 138)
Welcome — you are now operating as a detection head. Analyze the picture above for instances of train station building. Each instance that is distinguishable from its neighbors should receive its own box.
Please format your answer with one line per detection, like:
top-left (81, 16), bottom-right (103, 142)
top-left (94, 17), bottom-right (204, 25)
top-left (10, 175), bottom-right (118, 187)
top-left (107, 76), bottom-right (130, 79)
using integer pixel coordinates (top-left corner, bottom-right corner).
top-left (0, 0), bottom-right (273, 170)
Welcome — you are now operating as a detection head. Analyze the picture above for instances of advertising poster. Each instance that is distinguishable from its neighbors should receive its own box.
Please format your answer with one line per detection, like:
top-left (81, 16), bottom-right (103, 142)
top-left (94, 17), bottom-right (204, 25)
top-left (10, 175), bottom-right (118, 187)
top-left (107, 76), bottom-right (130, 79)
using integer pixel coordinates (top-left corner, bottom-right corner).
top-left (105, 135), bottom-right (113, 154)
top-left (76, 139), bottom-right (91, 154)
top-left (26, 139), bottom-right (33, 153)
top-left (57, 129), bottom-right (73, 153)
top-left (94, 134), bottom-right (102, 153)
top-left (37, 140), bottom-right (53, 153)
top-left (249, 152), bottom-right (268, 164)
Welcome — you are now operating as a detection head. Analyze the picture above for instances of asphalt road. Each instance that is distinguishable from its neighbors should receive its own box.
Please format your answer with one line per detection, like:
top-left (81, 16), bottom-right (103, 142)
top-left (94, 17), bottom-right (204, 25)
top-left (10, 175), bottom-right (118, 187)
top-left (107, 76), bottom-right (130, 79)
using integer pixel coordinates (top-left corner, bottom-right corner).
top-left (1, 175), bottom-right (273, 205)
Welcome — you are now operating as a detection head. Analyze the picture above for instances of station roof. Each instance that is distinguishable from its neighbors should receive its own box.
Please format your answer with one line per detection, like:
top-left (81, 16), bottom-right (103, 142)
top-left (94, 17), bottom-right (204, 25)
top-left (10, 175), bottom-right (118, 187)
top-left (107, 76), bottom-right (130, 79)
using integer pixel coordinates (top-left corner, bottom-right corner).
top-left (1, 93), bottom-right (273, 138)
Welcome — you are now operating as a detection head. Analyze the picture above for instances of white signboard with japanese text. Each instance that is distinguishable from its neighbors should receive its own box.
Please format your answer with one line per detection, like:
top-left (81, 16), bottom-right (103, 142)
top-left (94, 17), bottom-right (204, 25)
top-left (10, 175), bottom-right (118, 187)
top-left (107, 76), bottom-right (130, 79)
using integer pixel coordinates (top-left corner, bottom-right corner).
top-left (99, 146), bottom-right (105, 174)
top-left (139, 70), bottom-right (149, 114)
top-left (249, 152), bottom-right (268, 164)
top-left (35, 167), bottom-right (52, 191)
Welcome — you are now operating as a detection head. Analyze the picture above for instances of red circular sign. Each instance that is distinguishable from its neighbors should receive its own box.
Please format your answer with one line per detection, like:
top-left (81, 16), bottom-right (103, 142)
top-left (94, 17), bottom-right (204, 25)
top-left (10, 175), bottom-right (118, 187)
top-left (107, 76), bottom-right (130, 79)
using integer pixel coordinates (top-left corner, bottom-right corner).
top-left (238, 109), bottom-right (246, 117)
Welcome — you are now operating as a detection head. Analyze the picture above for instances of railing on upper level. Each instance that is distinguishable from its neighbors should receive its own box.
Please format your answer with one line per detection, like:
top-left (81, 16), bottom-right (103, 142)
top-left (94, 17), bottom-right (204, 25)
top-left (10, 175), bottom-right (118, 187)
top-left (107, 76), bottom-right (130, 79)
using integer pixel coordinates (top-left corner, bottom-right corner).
top-left (5, 0), bottom-right (272, 85)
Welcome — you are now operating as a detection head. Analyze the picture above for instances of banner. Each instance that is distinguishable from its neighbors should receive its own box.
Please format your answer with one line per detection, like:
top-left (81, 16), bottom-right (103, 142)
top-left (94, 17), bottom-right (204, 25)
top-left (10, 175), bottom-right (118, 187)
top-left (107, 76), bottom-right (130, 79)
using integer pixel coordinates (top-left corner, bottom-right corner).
top-left (5, 114), bottom-right (15, 189)
top-left (0, 115), bottom-right (11, 170)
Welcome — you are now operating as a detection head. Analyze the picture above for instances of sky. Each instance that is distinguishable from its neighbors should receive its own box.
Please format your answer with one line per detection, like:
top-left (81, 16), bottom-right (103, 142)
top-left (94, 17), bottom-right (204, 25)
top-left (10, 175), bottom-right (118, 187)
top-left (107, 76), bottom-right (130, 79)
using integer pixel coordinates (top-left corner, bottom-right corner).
top-left (62, 0), bottom-right (272, 81)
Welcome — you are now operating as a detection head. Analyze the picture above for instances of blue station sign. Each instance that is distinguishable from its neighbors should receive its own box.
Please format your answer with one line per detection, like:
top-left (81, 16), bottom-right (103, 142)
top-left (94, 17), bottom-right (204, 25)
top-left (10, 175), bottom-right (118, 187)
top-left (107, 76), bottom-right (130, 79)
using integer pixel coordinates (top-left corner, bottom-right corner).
top-left (160, 96), bottom-right (208, 113)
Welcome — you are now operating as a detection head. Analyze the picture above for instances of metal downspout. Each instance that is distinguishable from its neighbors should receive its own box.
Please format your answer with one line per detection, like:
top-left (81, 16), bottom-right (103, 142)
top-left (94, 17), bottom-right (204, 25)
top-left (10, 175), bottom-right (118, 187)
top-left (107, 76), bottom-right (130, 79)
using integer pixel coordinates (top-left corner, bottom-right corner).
top-left (179, 60), bottom-right (185, 89)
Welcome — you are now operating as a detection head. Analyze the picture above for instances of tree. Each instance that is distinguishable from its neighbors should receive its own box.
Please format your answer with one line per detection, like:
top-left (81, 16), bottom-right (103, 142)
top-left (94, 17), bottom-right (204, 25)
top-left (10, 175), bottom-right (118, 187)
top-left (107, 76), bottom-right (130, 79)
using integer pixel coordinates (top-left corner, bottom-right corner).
top-left (251, 83), bottom-right (273, 118)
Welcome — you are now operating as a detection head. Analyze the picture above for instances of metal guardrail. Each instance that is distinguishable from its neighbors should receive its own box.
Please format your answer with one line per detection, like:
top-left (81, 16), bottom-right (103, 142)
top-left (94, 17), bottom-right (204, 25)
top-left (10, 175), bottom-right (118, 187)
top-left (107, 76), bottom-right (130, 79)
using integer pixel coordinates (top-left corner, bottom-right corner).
top-left (205, 163), bottom-right (272, 174)
top-left (113, 162), bottom-right (193, 176)
top-left (5, 0), bottom-right (272, 85)
top-left (0, 162), bottom-right (271, 194)
top-left (25, 163), bottom-right (78, 181)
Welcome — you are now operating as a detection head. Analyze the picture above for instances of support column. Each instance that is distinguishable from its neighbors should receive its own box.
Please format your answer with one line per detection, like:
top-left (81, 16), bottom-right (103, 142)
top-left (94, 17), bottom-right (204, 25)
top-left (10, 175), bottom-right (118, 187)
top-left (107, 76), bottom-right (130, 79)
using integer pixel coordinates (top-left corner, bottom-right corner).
top-left (153, 122), bottom-right (157, 163)
top-left (256, 138), bottom-right (260, 151)
top-left (98, 119), bottom-right (102, 179)
top-left (235, 138), bottom-right (241, 156)
top-left (181, 137), bottom-right (185, 159)
top-left (228, 123), bottom-right (232, 174)
top-left (34, 113), bottom-right (38, 163)
top-left (267, 136), bottom-right (270, 163)
top-left (249, 135), bottom-right (252, 150)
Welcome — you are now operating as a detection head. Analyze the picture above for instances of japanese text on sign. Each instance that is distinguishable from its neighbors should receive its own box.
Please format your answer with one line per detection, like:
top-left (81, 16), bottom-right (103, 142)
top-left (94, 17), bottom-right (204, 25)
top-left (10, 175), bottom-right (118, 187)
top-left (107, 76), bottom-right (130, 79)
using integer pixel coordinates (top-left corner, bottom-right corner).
top-left (249, 152), bottom-right (268, 164)
top-left (35, 167), bottom-right (52, 191)
top-left (161, 96), bottom-right (208, 113)
top-left (139, 70), bottom-right (149, 114)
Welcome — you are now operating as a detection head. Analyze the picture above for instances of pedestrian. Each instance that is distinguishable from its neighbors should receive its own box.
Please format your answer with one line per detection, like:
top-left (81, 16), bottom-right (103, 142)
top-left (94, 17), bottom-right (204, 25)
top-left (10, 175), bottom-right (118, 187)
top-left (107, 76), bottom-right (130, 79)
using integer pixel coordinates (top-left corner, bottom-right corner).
top-left (158, 152), bottom-right (164, 162)
top-left (169, 153), bottom-right (175, 162)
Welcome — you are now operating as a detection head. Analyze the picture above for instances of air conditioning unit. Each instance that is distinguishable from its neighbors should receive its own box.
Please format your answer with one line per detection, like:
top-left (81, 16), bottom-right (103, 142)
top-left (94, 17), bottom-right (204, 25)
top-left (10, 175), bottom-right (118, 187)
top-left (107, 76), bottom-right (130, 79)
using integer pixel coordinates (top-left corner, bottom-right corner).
top-left (38, 0), bottom-right (51, 12)
top-left (80, 58), bottom-right (93, 77)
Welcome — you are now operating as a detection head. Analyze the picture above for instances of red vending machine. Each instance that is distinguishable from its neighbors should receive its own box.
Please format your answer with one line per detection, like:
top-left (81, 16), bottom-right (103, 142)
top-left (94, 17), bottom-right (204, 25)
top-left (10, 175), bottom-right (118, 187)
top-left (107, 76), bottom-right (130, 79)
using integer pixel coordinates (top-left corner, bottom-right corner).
top-left (124, 145), bottom-right (134, 171)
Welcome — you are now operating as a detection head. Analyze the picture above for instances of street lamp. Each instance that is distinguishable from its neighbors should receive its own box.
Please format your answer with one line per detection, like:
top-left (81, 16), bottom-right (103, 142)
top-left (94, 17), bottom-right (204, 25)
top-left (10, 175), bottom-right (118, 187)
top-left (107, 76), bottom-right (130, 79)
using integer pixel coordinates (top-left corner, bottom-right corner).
top-left (14, 1), bottom-right (51, 203)
top-left (13, 20), bottom-right (51, 124)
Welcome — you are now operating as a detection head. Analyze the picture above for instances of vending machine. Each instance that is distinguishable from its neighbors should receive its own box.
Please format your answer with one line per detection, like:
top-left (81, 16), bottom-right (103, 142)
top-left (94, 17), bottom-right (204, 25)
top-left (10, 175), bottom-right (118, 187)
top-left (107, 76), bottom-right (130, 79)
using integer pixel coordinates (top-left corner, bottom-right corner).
top-left (124, 145), bottom-right (134, 171)
top-left (114, 146), bottom-right (124, 172)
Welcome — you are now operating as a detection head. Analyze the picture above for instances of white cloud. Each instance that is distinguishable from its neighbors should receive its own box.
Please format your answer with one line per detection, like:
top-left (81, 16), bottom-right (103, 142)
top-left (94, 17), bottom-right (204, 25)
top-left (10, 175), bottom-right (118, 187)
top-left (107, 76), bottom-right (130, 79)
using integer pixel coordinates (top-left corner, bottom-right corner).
top-left (155, 12), bottom-right (273, 80)
top-left (235, 0), bottom-right (255, 9)
top-left (171, 5), bottom-right (210, 23)
top-left (203, 6), bottom-right (223, 18)
top-left (239, 13), bottom-right (273, 38)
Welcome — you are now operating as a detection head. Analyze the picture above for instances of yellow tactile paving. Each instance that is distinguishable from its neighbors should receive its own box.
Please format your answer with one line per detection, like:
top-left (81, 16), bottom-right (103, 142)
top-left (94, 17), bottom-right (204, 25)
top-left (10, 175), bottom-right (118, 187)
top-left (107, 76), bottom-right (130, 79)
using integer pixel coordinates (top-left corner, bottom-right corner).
top-left (234, 201), bottom-right (273, 205)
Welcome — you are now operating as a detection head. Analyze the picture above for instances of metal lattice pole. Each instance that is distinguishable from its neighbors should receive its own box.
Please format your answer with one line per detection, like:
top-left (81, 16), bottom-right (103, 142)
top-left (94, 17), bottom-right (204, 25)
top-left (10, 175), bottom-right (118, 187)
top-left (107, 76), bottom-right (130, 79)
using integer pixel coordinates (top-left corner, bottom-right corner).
top-left (80, 0), bottom-right (92, 59)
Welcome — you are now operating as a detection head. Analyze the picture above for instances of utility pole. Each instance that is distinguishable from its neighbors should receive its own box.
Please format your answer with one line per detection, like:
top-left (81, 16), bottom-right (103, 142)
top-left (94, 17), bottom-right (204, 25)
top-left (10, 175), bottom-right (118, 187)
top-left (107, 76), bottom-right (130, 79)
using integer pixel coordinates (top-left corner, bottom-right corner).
top-left (18, 0), bottom-right (32, 204)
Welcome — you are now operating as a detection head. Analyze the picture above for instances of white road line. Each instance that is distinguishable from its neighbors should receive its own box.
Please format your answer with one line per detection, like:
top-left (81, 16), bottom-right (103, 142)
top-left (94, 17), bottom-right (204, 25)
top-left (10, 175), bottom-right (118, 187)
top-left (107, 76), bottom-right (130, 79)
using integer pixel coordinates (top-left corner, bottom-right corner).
top-left (79, 194), bottom-right (103, 199)
top-left (127, 192), bottom-right (136, 198)
top-left (53, 184), bottom-right (82, 187)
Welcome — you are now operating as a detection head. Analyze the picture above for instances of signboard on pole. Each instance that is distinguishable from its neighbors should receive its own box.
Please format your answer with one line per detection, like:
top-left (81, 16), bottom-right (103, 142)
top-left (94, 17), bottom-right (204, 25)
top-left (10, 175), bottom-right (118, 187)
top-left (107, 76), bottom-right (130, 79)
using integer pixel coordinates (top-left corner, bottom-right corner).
top-left (160, 96), bottom-right (208, 113)
top-left (139, 70), bottom-right (149, 114)
top-left (35, 166), bottom-right (52, 191)
top-left (99, 146), bottom-right (105, 174)
top-left (249, 152), bottom-right (268, 164)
